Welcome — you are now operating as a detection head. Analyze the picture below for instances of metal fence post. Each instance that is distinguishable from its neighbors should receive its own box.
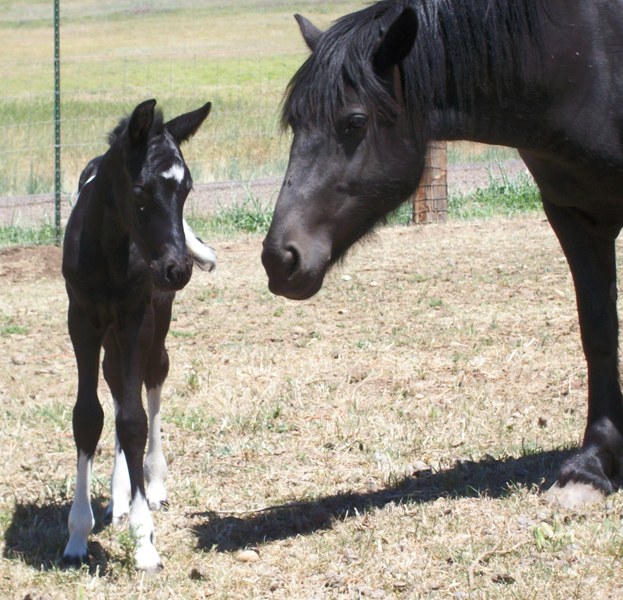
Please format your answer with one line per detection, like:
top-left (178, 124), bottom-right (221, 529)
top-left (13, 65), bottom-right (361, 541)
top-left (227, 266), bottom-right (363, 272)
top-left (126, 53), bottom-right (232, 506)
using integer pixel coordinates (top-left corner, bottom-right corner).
top-left (54, 0), bottom-right (61, 245)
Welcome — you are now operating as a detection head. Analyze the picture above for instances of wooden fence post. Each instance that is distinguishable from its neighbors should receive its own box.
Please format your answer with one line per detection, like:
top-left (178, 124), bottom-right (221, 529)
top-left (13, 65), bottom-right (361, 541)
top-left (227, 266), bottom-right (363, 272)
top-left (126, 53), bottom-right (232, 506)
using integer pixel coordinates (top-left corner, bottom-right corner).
top-left (412, 141), bottom-right (448, 224)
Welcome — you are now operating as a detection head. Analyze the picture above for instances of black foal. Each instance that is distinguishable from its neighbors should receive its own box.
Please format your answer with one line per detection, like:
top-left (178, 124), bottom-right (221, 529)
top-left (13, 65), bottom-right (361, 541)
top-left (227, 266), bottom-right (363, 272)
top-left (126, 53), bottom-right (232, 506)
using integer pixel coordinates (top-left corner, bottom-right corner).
top-left (62, 99), bottom-right (211, 571)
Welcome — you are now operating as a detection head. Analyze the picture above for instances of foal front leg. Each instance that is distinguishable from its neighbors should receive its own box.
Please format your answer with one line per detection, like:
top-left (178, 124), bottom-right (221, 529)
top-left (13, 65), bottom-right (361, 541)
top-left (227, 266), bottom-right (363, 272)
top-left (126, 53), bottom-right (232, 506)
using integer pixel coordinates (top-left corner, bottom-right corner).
top-left (145, 385), bottom-right (169, 510)
top-left (144, 295), bottom-right (174, 511)
top-left (62, 300), bottom-right (105, 566)
top-left (113, 305), bottom-right (162, 571)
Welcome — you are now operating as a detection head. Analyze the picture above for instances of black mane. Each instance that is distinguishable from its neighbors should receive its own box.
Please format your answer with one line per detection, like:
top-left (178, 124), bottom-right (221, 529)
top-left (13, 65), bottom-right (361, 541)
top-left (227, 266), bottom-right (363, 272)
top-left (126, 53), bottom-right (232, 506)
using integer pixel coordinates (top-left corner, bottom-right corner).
top-left (108, 109), bottom-right (164, 145)
top-left (282, 0), bottom-right (542, 134)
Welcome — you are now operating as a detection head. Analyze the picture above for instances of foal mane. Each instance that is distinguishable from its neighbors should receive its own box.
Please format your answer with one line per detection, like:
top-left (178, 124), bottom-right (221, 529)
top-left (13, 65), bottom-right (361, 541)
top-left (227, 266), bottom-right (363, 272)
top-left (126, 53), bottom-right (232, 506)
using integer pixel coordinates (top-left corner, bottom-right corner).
top-left (107, 109), bottom-right (165, 146)
top-left (282, 0), bottom-right (542, 135)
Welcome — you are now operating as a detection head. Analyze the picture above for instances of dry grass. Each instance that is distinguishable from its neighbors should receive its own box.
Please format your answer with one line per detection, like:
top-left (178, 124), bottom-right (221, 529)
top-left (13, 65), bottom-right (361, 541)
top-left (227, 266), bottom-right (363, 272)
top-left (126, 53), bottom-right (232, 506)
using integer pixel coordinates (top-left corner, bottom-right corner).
top-left (1, 216), bottom-right (623, 599)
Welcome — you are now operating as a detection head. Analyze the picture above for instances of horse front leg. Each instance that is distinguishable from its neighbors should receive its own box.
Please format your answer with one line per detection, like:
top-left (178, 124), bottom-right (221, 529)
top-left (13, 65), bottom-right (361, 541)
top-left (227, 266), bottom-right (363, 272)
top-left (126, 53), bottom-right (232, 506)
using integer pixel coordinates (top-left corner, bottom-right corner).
top-left (102, 340), bottom-right (131, 526)
top-left (62, 299), bottom-right (105, 567)
top-left (542, 199), bottom-right (623, 507)
top-left (113, 303), bottom-right (162, 572)
top-left (143, 295), bottom-right (174, 511)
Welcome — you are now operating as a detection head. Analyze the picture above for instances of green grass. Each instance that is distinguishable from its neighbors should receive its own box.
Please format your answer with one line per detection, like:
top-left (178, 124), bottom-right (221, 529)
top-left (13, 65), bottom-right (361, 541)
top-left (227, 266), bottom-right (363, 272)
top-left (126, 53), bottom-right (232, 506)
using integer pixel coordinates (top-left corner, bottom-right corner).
top-left (449, 171), bottom-right (542, 219)
top-left (0, 1), bottom-right (362, 196)
top-left (0, 221), bottom-right (58, 246)
top-left (2, 0), bottom-right (524, 199)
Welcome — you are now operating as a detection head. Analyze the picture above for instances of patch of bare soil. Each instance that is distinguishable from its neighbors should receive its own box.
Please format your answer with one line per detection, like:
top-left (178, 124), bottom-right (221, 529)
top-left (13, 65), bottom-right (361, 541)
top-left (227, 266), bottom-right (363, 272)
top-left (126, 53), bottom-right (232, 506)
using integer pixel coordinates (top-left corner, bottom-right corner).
top-left (1, 216), bottom-right (622, 599)
top-left (0, 245), bottom-right (61, 283)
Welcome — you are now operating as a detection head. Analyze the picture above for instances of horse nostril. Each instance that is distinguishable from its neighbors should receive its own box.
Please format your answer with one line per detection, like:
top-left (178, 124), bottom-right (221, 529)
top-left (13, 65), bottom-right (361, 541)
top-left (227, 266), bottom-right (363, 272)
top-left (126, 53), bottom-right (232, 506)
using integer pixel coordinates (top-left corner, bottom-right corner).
top-left (165, 262), bottom-right (177, 282)
top-left (284, 243), bottom-right (301, 278)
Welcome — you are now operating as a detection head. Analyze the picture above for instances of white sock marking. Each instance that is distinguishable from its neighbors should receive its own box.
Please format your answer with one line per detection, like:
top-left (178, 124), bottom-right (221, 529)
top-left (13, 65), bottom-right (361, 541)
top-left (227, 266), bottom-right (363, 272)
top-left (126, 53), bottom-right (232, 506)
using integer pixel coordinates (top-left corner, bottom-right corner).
top-left (107, 400), bottom-right (131, 524)
top-left (64, 451), bottom-right (94, 560)
top-left (145, 385), bottom-right (168, 509)
top-left (130, 491), bottom-right (162, 571)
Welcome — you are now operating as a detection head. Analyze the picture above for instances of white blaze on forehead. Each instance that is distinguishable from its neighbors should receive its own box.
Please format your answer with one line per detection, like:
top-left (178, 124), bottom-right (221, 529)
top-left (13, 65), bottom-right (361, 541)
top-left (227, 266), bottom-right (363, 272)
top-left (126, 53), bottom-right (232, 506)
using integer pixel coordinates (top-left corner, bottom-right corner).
top-left (160, 134), bottom-right (185, 183)
top-left (161, 162), bottom-right (185, 183)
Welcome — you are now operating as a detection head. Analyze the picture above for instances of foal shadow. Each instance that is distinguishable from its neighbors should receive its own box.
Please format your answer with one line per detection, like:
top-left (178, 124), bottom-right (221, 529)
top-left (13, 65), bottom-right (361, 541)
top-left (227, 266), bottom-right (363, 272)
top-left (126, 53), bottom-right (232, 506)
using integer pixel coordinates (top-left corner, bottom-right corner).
top-left (190, 448), bottom-right (575, 553)
top-left (3, 496), bottom-right (110, 574)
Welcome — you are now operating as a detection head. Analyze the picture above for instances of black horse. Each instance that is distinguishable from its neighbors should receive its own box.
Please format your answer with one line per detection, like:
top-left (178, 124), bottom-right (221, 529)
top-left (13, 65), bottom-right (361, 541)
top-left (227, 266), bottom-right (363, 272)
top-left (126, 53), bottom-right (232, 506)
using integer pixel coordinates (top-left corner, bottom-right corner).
top-left (262, 0), bottom-right (623, 508)
top-left (62, 99), bottom-right (211, 571)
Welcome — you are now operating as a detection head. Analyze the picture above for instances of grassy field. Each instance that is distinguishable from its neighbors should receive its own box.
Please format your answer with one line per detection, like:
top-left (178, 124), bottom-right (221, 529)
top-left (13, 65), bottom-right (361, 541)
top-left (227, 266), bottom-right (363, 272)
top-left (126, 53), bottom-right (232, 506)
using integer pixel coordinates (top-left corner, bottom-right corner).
top-left (0, 0), bottom-right (518, 197)
top-left (2, 216), bottom-right (623, 598)
top-left (0, 1), bottom-right (362, 195)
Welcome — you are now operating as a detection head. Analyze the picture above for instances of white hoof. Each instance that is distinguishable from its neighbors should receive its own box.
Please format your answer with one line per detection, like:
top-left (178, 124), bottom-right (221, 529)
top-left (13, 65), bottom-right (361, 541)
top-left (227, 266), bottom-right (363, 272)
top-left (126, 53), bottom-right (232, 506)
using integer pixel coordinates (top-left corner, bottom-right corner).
top-left (106, 501), bottom-right (130, 526)
top-left (135, 542), bottom-right (163, 572)
top-left (146, 481), bottom-right (168, 511)
top-left (544, 481), bottom-right (605, 509)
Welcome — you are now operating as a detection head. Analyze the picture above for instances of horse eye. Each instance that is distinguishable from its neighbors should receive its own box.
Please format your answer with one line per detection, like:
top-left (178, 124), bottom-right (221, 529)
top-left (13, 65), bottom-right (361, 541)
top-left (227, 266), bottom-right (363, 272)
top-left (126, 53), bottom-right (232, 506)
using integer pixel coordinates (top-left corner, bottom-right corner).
top-left (346, 114), bottom-right (368, 131)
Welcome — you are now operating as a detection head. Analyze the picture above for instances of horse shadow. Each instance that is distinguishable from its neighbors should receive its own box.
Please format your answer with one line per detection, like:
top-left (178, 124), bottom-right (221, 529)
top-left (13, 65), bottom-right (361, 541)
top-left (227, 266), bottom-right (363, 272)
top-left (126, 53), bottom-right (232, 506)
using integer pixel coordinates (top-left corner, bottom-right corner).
top-left (3, 496), bottom-right (111, 574)
top-left (189, 448), bottom-right (577, 553)
top-left (2, 448), bottom-right (580, 569)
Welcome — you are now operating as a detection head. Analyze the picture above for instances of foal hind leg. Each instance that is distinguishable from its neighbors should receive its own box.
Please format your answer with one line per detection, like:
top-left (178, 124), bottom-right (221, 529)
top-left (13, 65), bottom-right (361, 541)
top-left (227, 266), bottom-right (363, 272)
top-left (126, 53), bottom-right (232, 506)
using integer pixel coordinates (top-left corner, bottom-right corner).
top-left (541, 199), bottom-right (623, 507)
top-left (62, 301), bottom-right (105, 566)
top-left (144, 296), bottom-right (173, 510)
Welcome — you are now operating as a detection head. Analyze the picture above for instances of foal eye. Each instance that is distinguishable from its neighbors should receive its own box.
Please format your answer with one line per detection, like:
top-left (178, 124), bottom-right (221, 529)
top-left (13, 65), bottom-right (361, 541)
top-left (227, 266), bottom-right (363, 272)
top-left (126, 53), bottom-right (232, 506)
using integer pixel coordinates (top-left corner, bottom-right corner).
top-left (133, 185), bottom-right (150, 212)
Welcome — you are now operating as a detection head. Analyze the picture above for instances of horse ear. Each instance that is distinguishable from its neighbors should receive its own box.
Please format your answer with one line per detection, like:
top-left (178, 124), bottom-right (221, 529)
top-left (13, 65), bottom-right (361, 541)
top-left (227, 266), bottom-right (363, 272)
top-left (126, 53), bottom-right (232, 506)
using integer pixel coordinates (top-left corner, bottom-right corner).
top-left (165, 102), bottom-right (212, 145)
top-left (373, 7), bottom-right (418, 73)
top-left (128, 99), bottom-right (157, 144)
top-left (294, 13), bottom-right (322, 51)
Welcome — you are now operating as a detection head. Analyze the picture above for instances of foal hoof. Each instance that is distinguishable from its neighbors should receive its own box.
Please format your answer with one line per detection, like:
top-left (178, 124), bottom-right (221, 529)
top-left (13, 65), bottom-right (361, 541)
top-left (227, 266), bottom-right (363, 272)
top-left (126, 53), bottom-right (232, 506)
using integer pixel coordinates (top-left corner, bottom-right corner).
top-left (135, 545), bottom-right (163, 573)
top-left (544, 481), bottom-right (605, 509)
top-left (60, 552), bottom-right (89, 570)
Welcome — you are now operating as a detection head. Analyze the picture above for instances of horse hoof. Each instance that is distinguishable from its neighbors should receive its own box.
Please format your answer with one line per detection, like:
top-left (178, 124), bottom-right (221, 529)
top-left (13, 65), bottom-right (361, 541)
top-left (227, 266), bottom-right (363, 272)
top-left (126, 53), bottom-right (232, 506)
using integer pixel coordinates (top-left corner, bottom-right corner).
top-left (60, 553), bottom-right (89, 569)
top-left (148, 499), bottom-right (169, 512)
top-left (543, 481), bottom-right (605, 508)
top-left (135, 545), bottom-right (163, 572)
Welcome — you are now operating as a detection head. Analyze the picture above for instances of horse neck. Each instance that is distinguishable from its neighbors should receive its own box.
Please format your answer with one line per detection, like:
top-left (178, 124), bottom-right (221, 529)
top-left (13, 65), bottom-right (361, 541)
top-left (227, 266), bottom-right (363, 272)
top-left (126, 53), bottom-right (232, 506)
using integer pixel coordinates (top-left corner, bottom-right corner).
top-left (419, 0), bottom-right (549, 147)
top-left (86, 166), bottom-right (133, 258)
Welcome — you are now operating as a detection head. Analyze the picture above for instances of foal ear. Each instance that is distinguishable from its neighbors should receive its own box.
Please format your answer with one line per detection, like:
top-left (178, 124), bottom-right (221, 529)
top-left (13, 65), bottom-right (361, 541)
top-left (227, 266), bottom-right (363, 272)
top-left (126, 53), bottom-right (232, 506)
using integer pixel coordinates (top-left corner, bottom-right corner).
top-left (128, 99), bottom-right (157, 144)
top-left (373, 7), bottom-right (418, 73)
top-left (165, 102), bottom-right (212, 145)
top-left (294, 13), bottom-right (322, 51)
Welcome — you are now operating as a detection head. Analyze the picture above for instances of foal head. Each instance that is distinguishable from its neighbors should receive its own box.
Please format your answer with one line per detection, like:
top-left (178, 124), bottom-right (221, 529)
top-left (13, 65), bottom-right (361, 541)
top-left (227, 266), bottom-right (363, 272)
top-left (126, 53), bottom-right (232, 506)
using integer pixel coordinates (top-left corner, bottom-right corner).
top-left (106, 99), bottom-right (211, 291)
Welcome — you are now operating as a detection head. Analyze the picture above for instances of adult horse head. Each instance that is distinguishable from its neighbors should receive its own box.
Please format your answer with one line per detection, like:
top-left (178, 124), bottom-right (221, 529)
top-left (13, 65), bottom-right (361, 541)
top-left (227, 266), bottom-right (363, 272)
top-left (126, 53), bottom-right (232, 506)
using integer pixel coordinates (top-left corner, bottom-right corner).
top-left (262, 8), bottom-right (422, 300)
top-left (263, 0), bottom-right (623, 508)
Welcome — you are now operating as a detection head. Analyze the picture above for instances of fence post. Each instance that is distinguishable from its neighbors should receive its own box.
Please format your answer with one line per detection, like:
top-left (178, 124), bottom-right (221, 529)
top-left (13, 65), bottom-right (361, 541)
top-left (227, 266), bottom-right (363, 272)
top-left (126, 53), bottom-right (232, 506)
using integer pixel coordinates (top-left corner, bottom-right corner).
top-left (412, 141), bottom-right (447, 224)
top-left (54, 0), bottom-right (61, 245)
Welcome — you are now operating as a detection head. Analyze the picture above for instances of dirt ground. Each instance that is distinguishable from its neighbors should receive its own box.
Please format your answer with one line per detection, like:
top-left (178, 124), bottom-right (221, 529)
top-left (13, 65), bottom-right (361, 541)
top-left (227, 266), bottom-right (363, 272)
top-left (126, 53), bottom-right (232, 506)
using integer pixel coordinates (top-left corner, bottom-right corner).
top-left (1, 216), bottom-right (623, 599)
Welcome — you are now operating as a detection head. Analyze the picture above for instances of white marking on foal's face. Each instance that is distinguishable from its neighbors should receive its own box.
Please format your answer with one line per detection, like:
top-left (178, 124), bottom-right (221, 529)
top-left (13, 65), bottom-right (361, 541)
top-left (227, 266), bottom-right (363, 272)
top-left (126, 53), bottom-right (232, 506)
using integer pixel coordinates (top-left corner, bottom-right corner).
top-left (161, 162), bottom-right (185, 183)
top-left (159, 134), bottom-right (185, 184)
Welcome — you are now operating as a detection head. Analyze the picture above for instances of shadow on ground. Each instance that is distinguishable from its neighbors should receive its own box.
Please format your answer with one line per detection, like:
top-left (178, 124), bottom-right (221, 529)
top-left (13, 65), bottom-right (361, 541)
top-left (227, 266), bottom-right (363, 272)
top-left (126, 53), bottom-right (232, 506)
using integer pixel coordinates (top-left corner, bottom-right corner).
top-left (190, 448), bottom-right (577, 552)
top-left (2, 448), bottom-right (584, 567)
top-left (3, 496), bottom-right (110, 573)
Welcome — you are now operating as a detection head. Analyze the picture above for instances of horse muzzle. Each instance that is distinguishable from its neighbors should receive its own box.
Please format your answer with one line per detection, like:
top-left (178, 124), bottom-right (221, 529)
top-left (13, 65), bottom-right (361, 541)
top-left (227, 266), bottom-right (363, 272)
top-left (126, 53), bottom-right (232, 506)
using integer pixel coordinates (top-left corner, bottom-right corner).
top-left (261, 238), bottom-right (330, 300)
top-left (150, 251), bottom-right (193, 291)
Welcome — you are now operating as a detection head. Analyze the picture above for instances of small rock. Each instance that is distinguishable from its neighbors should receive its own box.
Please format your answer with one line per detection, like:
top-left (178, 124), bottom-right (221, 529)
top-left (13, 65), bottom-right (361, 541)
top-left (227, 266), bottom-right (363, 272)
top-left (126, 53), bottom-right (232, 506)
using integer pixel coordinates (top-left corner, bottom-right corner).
top-left (235, 549), bottom-right (260, 563)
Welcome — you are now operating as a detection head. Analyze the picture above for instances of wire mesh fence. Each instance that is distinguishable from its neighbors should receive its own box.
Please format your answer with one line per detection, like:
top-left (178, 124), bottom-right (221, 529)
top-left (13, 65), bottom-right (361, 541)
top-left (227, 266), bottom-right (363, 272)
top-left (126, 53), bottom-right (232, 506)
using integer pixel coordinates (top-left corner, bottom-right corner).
top-left (1, 1), bottom-right (522, 237)
top-left (2, 1), bottom-right (354, 231)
